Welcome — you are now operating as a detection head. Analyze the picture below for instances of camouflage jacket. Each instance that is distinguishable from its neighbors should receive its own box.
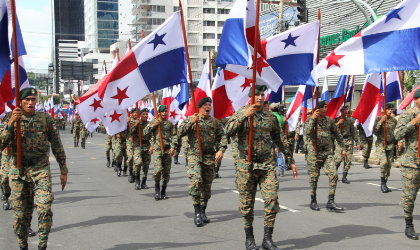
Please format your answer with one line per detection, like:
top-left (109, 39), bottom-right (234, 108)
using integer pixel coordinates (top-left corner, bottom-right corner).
top-left (225, 106), bottom-right (294, 167)
top-left (336, 116), bottom-right (358, 144)
top-left (304, 116), bottom-right (345, 156)
top-left (0, 111), bottom-right (68, 176)
top-left (71, 117), bottom-right (83, 132)
top-left (130, 120), bottom-right (151, 150)
top-left (373, 116), bottom-right (397, 150)
top-left (112, 132), bottom-right (127, 149)
top-left (178, 115), bottom-right (228, 156)
top-left (394, 107), bottom-right (420, 168)
top-left (144, 118), bottom-right (177, 152)
top-left (357, 124), bottom-right (373, 143)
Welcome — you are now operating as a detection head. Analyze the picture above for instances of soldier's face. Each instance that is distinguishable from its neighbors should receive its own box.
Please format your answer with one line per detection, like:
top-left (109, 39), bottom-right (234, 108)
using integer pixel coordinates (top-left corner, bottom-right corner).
top-left (199, 102), bottom-right (212, 118)
top-left (341, 108), bottom-right (348, 116)
top-left (415, 97), bottom-right (420, 108)
top-left (131, 112), bottom-right (138, 119)
top-left (140, 112), bottom-right (148, 121)
top-left (254, 93), bottom-right (265, 107)
top-left (386, 108), bottom-right (393, 116)
top-left (319, 106), bottom-right (327, 116)
top-left (160, 111), bottom-right (167, 120)
top-left (21, 96), bottom-right (37, 114)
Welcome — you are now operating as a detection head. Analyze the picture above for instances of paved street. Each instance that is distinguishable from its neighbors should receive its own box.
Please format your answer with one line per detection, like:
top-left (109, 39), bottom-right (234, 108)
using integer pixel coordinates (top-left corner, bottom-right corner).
top-left (1, 130), bottom-right (419, 250)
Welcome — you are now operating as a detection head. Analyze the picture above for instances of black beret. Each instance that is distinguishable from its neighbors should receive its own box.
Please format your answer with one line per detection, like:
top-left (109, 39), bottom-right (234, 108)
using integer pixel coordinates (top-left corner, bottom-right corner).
top-left (130, 109), bottom-right (137, 114)
top-left (248, 85), bottom-right (267, 97)
top-left (198, 97), bottom-right (212, 108)
top-left (139, 108), bottom-right (149, 114)
top-left (342, 105), bottom-right (349, 109)
top-left (158, 105), bottom-right (167, 112)
top-left (414, 89), bottom-right (420, 99)
top-left (19, 88), bottom-right (37, 100)
top-left (386, 103), bottom-right (394, 109)
top-left (318, 100), bottom-right (327, 108)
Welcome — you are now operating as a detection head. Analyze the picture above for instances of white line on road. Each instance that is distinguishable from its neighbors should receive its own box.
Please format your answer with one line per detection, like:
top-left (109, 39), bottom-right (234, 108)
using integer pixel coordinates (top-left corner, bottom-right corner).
top-left (232, 190), bottom-right (301, 213)
top-left (367, 182), bottom-right (420, 194)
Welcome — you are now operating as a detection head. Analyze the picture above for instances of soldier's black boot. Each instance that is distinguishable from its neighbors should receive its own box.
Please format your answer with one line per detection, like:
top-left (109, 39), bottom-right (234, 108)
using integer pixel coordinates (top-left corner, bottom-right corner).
top-left (363, 159), bottom-right (372, 169)
top-left (244, 227), bottom-right (257, 250)
top-left (141, 177), bottom-right (149, 189)
top-left (134, 174), bottom-right (141, 190)
top-left (161, 184), bottom-right (168, 200)
top-left (201, 205), bottom-right (210, 223)
top-left (2, 197), bottom-right (11, 210)
top-left (20, 245), bottom-right (28, 250)
top-left (38, 245), bottom-right (47, 250)
top-left (106, 158), bottom-right (110, 168)
top-left (122, 165), bottom-right (128, 177)
top-left (342, 172), bottom-right (350, 184)
top-left (128, 169), bottom-right (134, 183)
top-left (74, 141), bottom-right (77, 147)
top-left (405, 217), bottom-right (419, 240)
top-left (193, 204), bottom-right (204, 227)
top-left (28, 227), bottom-right (36, 237)
top-left (116, 163), bottom-right (122, 177)
top-left (112, 160), bottom-right (117, 171)
top-left (326, 195), bottom-right (344, 212)
top-left (310, 195), bottom-right (320, 211)
top-left (262, 226), bottom-right (279, 250)
top-left (215, 165), bottom-right (221, 178)
top-left (336, 163), bottom-right (340, 170)
top-left (154, 183), bottom-right (161, 200)
top-left (380, 177), bottom-right (391, 193)
top-left (0, 192), bottom-right (6, 201)
top-left (174, 156), bottom-right (179, 164)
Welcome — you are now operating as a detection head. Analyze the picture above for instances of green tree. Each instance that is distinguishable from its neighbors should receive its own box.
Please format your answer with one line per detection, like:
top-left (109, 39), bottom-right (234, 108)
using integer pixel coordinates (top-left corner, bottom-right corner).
top-left (403, 70), bottom-right (418, 93)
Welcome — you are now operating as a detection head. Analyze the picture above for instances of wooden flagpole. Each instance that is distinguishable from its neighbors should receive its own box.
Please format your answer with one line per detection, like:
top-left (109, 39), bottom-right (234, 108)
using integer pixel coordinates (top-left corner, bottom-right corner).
top-left (314, 9), bottom-right (321, 155)
top-left (151, 92), bottom-right (165, 152)
top-left (340, 75), bottom-right (351, 131)
top-left (383, 72), bottom-right (387, 147)
top-left (10, 0), bottom-right (22, 170)
top-left (247, 0), bottom-right (261, 163)
top-left (179, 0), bottom-right (203, 156)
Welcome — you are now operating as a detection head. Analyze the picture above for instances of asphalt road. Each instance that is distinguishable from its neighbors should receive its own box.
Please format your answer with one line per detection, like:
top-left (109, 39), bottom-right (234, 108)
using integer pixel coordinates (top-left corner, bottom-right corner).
top-left (0, 130), bottom-right (419, 250)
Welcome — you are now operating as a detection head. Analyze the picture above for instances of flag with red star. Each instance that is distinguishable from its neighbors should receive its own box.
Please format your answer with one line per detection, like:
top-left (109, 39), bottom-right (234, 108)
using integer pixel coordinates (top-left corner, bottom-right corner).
top-left (101, 109), bottom-right (128, 136)
top-left (211, 68), bottom-right (233, 119)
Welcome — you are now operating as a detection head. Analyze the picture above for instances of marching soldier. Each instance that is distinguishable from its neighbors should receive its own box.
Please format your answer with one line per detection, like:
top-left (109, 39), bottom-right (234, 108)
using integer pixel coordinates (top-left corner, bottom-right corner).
top-left (178, 97), bottom-right (227, 227)
top-left (144, 105), bottom-right (177, 200)
top-left (112, 131), bottom-right (127, 177)
top-left (394, 89), bottom-right (420, 240)
top-left (80, 126), bottom-right (89, 149)
top-left (131, 108), bottom-right (152, 190)
top-left (357, 123), bottom-right (373, 169)
top-left (126, 110), bottom-right (137, 183)
top-left (105, 135), bottom-right (113, 168)
top-left (304, 100), bottom-right (346, 212)
top-left (173, 125), bottom-right (182, 165)
top-left (225, 86), bottom-right (297, 250)
top-left (334, 105), bottom-right (358, 184)
top-left (71, 114), bottom-right (83, 147)
top-left (0, 88), bottom-right (68, 250)
top-left (374, 103), bottom-right (398, 193)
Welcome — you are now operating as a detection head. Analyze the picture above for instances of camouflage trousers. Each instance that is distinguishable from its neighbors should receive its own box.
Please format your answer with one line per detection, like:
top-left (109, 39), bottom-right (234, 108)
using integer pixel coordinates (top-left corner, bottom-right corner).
top-left (73, 130), bottom-right (80, 145)
top-left (335, 139), bottom-right (354, 172)
top-left (133, 148), bottom-right (151, 177)
top-left (10, 174), bottom-right (53, 248)
top-left (400, 167), bottom-right (420, 218)
top-left (153, 152), bottom-right (172, 185)
top-left (186, 153), bottom-right (215, 206)
top-left (287, 137), bottom-right (295, 159)
top-left (105, 140), bottom-right (112, 162)
top-left (113, 146), bottom-right (127, 167)
top-left (378, 148), bottom-right (393, 179)
top-left (0, 159), bottom-right (11, 196)
top-left (361, 138), bottom-right (373, 161)
top-left (236, 165), bottom-right (279, 228)
top-left (307, 153), bottom-right (338, 196)
top-left (126, 144), bottom-right (134, 171)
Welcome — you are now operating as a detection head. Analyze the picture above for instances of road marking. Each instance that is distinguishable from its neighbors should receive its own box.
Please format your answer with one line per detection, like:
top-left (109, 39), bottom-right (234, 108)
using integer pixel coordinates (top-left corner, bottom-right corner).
top-left (367, 182), bottom-right (420, 194)
top-left (232, 190), bottom-right (300, 213)
top-left (91, 157), bottom-right (97, 160)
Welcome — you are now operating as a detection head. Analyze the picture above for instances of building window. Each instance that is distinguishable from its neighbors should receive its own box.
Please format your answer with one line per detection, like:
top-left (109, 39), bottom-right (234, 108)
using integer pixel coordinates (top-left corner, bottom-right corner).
top-left (203, 8), bottom-right (215, 14)
top-left (173, 6), bottom-right (179, 12)
top-left (203, 33), bottom-right (215, 39)
top-left (203, 46), bottom-right (215, 52)
top-left (217, 9), bottom-right (230, 14)
top-left (220, 0), bottom-right (233, 2)
top-left (98, 20), bottom-right (118, 29)
top-left (217, 21), bottom-right (225, 27)
top-left (151, 5), bottom-right (165, 13)
top-left (203, 21), bottom-right (215, 26)
top-left (217, 33), bottom-right (222, 39)
top-left (97, 11), bottom-right (118, 21)
top-left (97, 2), bottom-right (118, 11)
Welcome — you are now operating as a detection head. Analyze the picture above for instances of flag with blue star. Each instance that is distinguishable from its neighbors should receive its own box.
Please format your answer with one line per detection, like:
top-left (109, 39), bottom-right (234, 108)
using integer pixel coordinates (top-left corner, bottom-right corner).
top-left (148, 33), bottom-right (167, 50)
top-left (281, 33), bottom-right (299, 49)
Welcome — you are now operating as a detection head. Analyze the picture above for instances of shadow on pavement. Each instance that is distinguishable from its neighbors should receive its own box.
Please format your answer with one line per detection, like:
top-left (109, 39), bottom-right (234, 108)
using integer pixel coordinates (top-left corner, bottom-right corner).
top-left (54, 195), bottom-right (115, 204)
top-left (184, 209), bottom-right (240, 224)
top-left (104, 241), bottom-right (218, 250)
top-left (52, 215), bottom-right (168, 233)
top-left (276, 224), bottom-right (396, 249)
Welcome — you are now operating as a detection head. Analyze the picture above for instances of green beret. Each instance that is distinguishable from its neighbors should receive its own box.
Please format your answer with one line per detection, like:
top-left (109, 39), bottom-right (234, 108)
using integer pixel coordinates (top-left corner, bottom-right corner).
top-left (386, 103), bottom-right (394, 109)
top-left (130, 109), bottom-right (137, 114)
top-left (19, 88), bottom-right (37, 100)
top-left (414, 89), bottom-right (420, 99)
top-left (139, 108), bottom-right (149, 114)
top-left (157, 105), bottom-right (167, 113)
top-left (342, 105), bottom-right (349, 109)
top-left (248, 85), bottom-right (267, 97)
top-left (318, 100), bottom-right (326, 108)
top-left (198, 97), bottom-right (212, 108)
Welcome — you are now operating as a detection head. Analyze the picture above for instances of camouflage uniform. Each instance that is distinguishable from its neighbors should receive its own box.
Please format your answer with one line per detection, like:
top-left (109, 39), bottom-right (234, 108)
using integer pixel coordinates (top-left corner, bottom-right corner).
top-left (105, 135), bottom-right (112, 167)
top-left (334, 116), bottom-right (358, 177)
top-left (357, 124), bottom-right (373, 162)
top-left (71, 117), bottom-right (83, 147)
top-left (225, 106), bottom-right (294, 229)
top-left (0, 148), bottom-right (11, 209)
top-left (112, 132), bottom-right (127, 176)
top-left (130, 120), bottom-right (152, 189)
top-left (126, 120), bottom-right (136, 177)
top-left (80, 126), bottom-right (89, 149)
top-left (178, 116), bottom-right (227, 208)
top-left (0, 111), bottom-right (68, 249)
top-left (173, 126), bottom-right (182, 164)
top-left (373, 116), bottom-right (397, 181)
top-left (304, 116), bottom-right (344, 202)
top-left (182, 135), bottom-right (189, 165)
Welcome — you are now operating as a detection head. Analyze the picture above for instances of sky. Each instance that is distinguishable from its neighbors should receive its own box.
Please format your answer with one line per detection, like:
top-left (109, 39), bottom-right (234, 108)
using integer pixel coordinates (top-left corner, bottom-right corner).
top-left (16, 0), bottom-right (52, 73)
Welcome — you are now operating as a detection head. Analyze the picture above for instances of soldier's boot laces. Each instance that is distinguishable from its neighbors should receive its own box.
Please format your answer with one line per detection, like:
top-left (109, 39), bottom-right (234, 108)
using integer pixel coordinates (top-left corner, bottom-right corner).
top-left (193, 204), bottom-right (204, 227)
top-left (244, 227), bottom-right (257, 250)
top-left (342, 172), bottom-right (350, 184)
top-left (405, 217), bottom-right (419, 240)
top-left (141, 177), bottom-right (149, 189)
top-left (201, 205), bottom-right (210, 223)
top-left (363, 160), bottom-right (372, 169)
top-left (160, 184), bottom-right (168, 200)
top-left (134, 175), bottom-right (141, 190)
top-left (380, 177), bottom-right (392, 193)
top-left (128, 169), bottom-right (135, 183)
top-left (28, 227), bottom-right (36, 237)
top-left (154, 183), bottom-right (161, 200)
top-left (174, 156), bottom-right (179, 164)
top-left (116, 164), bottom-right (122, 177)
top-left (326, 195), bottom-right (344, 212)
top-left (262, 226), bottom-right (279, 250)
top-left (310, 195), bottom-right (320, 211)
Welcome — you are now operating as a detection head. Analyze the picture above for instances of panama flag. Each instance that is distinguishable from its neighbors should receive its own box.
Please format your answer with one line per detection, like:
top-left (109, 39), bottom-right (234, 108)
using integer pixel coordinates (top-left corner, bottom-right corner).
top-left (399, 85), bottom-right (420, 110)
top-left (321, 77), bottom-right (330, 102)
top-left (101, 109), bottom-right (128, 136)
top-left (185, 58), bottom-right (212, 116)
top-left (161, 87), bottom-right (172, 116)
top-left (268, 85), bottom-right (284, 103)
top-left (286, 85), bottom-right (312, 131)
top-left (384, 71), bottom-right (403, 102)
top-left (345, 75), bottom-right (355, 103)
top-left (85, 118), bottom-right (101, 133)
top-left (0, 0), bottom-right (11, 115)
top-left (211, 68), bottom-right (234, 119)
top-left (224, 70), bottom-right (252, 111)
top-left (216, 0), bottom-right (282, 91)
top-left (352, 74), bottom-right (383, 136)
top-left (169, 82), bottom-right (189, 125)
top-left (326, 75), bottom-right (348, 118)
top-left (98, 12), bottom-right (188, 111)
top-left (313, 0), bottom-right (420, 80)
top-left (265, 21), bottom-right (319, 87)
top-left (75, 80), bottom-right (110, 124)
